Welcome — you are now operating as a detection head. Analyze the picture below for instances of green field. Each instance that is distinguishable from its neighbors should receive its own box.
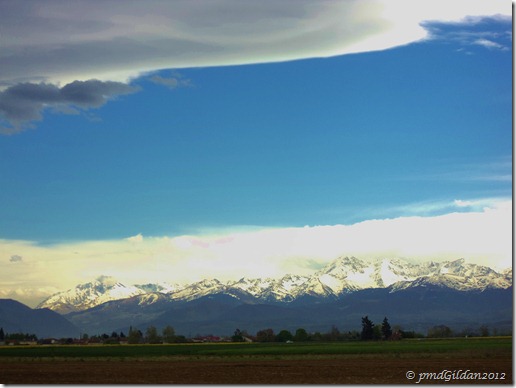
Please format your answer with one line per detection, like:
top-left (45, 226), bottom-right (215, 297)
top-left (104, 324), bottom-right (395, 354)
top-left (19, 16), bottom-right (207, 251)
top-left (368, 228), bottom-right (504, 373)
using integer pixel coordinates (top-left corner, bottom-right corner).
top-left (0, 337), bottom-right (511, 360)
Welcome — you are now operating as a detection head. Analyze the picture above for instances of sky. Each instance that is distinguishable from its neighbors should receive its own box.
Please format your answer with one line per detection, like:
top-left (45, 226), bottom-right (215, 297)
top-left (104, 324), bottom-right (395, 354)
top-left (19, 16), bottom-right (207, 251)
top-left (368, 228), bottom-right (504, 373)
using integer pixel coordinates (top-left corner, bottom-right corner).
top-left (0, 0), bottom-right (512, 307)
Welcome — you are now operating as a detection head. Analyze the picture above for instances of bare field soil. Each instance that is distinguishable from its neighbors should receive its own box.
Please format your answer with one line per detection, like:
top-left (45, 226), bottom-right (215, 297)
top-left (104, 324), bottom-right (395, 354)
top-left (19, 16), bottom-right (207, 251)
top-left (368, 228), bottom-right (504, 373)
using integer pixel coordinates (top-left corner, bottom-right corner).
top-left (1, 355), bottom-right (512, 384)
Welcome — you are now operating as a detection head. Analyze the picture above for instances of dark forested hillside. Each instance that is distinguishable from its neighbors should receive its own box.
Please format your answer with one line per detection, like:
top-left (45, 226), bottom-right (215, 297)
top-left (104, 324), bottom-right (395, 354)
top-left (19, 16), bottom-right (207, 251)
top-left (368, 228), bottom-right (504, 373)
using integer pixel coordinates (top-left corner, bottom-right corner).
top-left (0, 299), bottom-right (80, 338)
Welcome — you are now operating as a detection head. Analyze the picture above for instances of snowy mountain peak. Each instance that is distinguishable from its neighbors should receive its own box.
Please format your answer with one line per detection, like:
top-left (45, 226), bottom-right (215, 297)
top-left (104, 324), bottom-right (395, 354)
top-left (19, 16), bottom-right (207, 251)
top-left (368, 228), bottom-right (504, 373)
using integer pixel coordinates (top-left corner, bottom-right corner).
top-left (389, 259), bottom-right (511, 292)
top-left (37, 258), bottom-right (512, 313)
top-left (312, 256), bottom-right (426, 293)
top-left (37, 275), bottom-right (147, 314)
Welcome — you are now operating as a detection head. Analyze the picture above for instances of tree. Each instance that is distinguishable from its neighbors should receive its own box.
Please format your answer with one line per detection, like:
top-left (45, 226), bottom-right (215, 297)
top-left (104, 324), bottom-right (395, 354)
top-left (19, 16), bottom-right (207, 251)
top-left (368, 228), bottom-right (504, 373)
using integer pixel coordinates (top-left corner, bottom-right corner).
top-left (276, 329), bottom-right (293, 343)
top-left (128, 327), bottom-right (143, 344)
top-left (0, 328), bottom-right (4, 341)
top-left (311, 331), bottom-right (323, 342)
top-left (479, 325), bottom-right (489, 337)
top-left (399, 329), bottom-right (424, 339)
top-left (372, 325), bottom-right (382, 340)
top-left (256, 328), bottom-right (275, 342)
top-left (328, 325), bottom-right (341, 341)
top-left (381, 317), bottom-right (392, 340)
top-left (232, 328), bottom-right (245, 342)
top-left (361, 316), bottom-right (374, 340)
top-left (427, 325), bottom-right (452, 338)
top-left (162, 325), bottom-right (176, 343)
top-left (294, 328), bottom-right (309, 342)
top-left (146, 326), bottom-right (161, 344)
top-left (342, 330), bottom-right (360, 341)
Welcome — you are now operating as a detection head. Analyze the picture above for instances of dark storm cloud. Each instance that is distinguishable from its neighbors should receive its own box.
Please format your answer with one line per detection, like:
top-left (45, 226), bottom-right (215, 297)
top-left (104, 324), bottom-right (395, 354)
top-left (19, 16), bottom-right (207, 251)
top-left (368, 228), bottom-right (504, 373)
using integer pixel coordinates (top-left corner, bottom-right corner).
top-left (60, 80), bottom-right (139, 107)
top-left (0, 80), bottom-right (138, 134)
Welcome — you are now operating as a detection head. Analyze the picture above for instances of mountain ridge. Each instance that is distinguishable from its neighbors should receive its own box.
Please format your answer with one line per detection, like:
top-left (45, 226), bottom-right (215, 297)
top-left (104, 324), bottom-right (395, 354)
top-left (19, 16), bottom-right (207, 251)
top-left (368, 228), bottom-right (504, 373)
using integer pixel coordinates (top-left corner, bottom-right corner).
top-left (0, 299), bottom-right (80, 338)
top-left (37, 257), bottom-right (512, 314)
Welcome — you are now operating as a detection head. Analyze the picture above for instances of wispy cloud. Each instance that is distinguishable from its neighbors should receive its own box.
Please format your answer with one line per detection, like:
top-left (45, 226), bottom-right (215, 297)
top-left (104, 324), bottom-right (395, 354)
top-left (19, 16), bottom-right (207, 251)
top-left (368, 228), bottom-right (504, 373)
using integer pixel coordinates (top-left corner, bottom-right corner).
top-left (389, 197), bottom-right (510, 217)
top-left (423, 16), bottom-right (511, 53)
top-left (149, 71), bottom-right (192, 90)
top-left (0, 0), bottom-right (510, 132)
top-left (473, 38), bottom-right (508, 50)
top-left (397, 156), bottom-right (512, 184)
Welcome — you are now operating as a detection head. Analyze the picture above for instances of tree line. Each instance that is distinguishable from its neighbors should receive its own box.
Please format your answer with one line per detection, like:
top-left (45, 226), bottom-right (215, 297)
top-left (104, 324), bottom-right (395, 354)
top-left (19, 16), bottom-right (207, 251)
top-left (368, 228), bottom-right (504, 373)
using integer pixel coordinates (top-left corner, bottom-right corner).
top-left (0, 318), bottom-right (504, 345)
top-left (0, 328), bottom-right (37, 342)
top-left (228, 316), bottom-right (498, 343)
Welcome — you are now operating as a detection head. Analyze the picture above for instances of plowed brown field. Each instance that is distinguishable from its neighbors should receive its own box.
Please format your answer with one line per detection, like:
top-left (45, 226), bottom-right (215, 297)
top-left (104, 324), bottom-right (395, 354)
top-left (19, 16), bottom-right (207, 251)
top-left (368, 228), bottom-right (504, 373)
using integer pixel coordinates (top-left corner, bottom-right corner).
top-left (1, 356), bottom-right (512, 384)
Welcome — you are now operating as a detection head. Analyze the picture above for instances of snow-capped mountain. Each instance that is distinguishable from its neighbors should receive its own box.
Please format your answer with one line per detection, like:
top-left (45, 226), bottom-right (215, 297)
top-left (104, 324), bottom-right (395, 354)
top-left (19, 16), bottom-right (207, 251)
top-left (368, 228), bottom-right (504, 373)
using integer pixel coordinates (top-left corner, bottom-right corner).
top-left (228, 275), bottom-right (310, 302)
top-left (301, 257), bottom-right (432, 296)
top-left (37, 276), bottom-right (148, 313)
top-left (134, 282), bottom-right (185, 294)
top-left (389, 258), bottom-right (513, 292)
top-left (37, 257), bottom-right (512, 313)
top-left (167, 279), bottom-right (227, 301)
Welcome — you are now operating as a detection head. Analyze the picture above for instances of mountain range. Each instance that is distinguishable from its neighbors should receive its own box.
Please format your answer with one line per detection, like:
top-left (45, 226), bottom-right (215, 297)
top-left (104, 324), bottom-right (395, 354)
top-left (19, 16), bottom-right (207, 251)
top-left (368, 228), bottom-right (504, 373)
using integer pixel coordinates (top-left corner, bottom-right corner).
top-left (38, 257), bottom-right (511, 313)
top-left (28, 257), bottom-right (512, 337)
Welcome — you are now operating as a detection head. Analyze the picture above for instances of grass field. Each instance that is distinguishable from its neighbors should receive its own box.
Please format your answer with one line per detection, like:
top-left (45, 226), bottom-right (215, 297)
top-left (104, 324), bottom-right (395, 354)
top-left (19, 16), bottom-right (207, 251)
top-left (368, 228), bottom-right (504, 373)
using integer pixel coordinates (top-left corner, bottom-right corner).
top-left (1, 337), bottom-right (511, 383)
top-left (0, 336), bottom-right (511, 360)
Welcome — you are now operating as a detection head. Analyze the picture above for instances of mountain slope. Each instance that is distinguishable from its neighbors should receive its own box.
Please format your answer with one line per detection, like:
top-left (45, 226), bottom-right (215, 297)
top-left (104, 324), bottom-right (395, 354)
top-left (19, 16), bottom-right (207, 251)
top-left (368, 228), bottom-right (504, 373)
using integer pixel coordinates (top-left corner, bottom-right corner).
top-left (0, 299), bottom-right (80, 338)
top-left (64, 286), bottom-right (513, 337)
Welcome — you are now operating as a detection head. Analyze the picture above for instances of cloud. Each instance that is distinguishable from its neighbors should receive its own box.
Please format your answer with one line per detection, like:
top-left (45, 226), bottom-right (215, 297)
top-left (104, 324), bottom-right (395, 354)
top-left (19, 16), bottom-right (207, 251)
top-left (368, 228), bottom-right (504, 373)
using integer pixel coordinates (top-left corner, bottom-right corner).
top-left (391, 197), bottom-right (509, 217)
top-left (0, 1), bottom-right (510, 132)
top-left (149, 72), bottom-right (192, 89)
top-left (3, 0), bottom-right (509, 86)
top-left (473, 38), bottom-right (507, 50)
top-left (0, 286), bottom-right (61, 307)
top-left (397, 156), bottom-right (513, 185)
top-left (453, 199), bottom-right (473, 208)
top-left (427, 27), bottom-right (511, 52)
top-left (10, 254), bottom-right (22, 262)
top-left (126, 233), bottom-right (144, 243)
top-left (0, 80), bottom-right (138, 133)
top-left (0, 199), bottom-right (511, 306)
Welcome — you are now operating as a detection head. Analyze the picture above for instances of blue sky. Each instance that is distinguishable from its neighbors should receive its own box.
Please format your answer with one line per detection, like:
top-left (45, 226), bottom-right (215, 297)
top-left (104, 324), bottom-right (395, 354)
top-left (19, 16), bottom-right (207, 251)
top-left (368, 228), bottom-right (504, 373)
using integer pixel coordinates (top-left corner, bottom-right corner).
top-left (0, 1), bottom-right (512, 305)
top-left (1, 17), bottom-right (511, 241)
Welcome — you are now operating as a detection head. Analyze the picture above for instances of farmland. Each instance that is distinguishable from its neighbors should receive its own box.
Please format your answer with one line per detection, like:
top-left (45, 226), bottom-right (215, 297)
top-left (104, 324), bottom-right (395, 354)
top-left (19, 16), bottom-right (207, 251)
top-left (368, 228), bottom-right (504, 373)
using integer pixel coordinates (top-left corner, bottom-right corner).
top-left (0, 337), bottom-right (512, 384)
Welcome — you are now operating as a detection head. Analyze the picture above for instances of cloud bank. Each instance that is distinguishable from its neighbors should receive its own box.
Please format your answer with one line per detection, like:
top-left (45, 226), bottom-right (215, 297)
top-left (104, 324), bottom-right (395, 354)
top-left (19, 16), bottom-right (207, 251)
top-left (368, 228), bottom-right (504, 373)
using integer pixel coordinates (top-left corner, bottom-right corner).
top-left (0, 0), bottom-right (510, 132)
top-left (0, 199), bottom-right (511, 307)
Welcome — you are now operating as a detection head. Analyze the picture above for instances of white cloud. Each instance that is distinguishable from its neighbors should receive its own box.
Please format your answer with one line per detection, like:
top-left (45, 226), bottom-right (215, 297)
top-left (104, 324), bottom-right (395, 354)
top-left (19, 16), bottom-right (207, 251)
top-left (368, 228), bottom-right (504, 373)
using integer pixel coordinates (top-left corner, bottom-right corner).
top-left (454, 199), bottom-right (473, 208)
top-left (126, 233), bottom-right (144, 243)
top-left (474, 38), bottom-right (506, 50)
top-left (0, 198), bottom-right (511, 307)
